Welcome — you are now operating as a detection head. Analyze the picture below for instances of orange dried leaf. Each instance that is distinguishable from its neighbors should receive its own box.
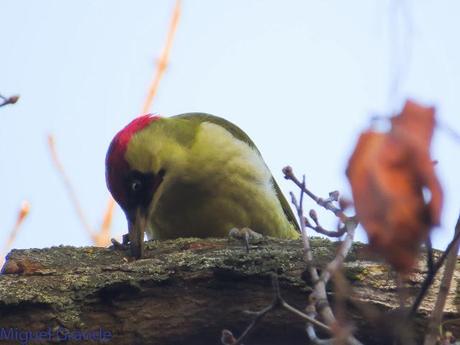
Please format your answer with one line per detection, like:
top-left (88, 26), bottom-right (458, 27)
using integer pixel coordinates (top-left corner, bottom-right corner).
top-left (390, 100), bottom-right (443, 226)
top-left (391, 100), bottom-right (435, 150)
top-left (346, 100), bottom-right (443, 272)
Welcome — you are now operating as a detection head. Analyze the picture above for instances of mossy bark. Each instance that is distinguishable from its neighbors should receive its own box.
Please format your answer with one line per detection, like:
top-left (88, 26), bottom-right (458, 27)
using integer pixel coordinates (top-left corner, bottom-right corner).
top-left (0, 237), bottom-right (458, 345)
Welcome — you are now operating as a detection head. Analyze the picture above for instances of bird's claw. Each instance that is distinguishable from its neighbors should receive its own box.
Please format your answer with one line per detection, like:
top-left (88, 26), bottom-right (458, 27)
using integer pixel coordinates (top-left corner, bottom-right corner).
top-left (110, 234), bottom-right (130, 250)
top-left (228, 227), bottom-right (264, 252)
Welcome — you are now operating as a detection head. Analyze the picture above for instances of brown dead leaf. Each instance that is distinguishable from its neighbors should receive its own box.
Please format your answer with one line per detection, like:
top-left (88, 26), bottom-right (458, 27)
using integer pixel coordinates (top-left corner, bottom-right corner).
top-left (391, 100), bottom-right (443, 226)
top-left (346, 100), bottom-right (443, 272)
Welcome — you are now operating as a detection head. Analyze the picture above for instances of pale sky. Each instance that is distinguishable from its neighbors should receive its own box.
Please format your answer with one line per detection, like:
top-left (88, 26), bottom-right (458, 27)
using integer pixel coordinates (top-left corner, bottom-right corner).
top-left (1, 1), bottom-right (459, 253)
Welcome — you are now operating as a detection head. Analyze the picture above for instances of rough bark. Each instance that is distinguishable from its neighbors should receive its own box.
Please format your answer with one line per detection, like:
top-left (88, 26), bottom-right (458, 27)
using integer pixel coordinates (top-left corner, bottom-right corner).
top-left (0, 237), bottom-right (459, 345)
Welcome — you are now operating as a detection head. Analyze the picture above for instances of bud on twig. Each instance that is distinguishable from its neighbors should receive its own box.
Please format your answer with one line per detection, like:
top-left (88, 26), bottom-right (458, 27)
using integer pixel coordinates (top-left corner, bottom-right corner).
top-left (221, 329), bottom-right (237, 345)
top-left (282, 166), bottom-right (293, 179)
top-left (0, 94), bottom-right (20, 107)
top-left (8, 95), bottom-right (20, 104)
top-left (329, 190), bottom-right (340, 201)
top-left (339, 197), bottom-right (352, 211)
top-left (309, 209), bottom-right (318, 224)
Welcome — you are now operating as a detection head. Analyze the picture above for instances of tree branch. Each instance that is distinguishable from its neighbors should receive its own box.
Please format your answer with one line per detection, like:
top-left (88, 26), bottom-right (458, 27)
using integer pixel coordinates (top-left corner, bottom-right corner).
top-left (423, 214), bottom-right (460, 345)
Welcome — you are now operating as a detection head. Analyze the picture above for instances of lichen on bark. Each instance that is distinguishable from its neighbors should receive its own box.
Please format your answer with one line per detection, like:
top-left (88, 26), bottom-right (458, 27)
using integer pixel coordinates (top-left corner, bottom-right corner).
top-left (0, 237), bottom-right (458, 345)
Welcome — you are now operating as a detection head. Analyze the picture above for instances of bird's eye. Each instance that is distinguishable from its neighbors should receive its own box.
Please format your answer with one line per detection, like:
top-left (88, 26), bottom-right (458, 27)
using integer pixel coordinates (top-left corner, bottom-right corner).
top-left (131, 179), bottom-right (142, 192)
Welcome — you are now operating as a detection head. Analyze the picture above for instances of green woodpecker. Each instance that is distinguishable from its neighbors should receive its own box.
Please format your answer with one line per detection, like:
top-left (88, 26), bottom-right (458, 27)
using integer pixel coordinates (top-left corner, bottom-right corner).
top-left (106, 113), bottom-right (299, 258)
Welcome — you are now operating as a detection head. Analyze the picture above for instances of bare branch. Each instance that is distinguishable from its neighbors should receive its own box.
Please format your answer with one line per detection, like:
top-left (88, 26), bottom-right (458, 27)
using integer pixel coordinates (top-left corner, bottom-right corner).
top-left (305, 211), bottom-right (347, 237)
top-left (222, 275), bottom-right (330, 345)
top-left (285, 166), bottom-right (363, 345)
top-left (308, 223), bottom-right (347, 237)
top-left (306, 324), bottom-right (334, 345)
top-left (305, 297), bottom-right (334, 345)
top-left (425, 237), bottom-right (435, 277)
top-left (410, 221), bottom-right (460, 316)
top-left (438, 120), bottom-right (460, 144)
top-left (423, 214), bottom-right (460, 345)
top-left (319, 218), bottom-right (358, 284)
top-left (290, 191), bottom-right (318, 280)
top-left (283, 166), bottom-right (345, 220)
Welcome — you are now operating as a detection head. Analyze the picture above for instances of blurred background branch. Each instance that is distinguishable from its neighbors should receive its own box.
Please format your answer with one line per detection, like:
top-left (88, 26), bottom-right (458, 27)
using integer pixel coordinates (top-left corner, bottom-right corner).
top-left (0, 201), bottom-right (29, 266)
top-left (47, 134), bottom-right (97, 241)
top-left (141, 0), bottom-right (181, 114)
top-left (100, 0), bottom-right (182, 244)
top-left (45, 0), bottom-right (182, 247)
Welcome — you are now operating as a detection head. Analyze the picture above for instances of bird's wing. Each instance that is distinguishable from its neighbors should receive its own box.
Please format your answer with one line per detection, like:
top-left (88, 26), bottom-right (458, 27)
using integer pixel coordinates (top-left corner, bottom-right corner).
top-left (172, 112), bottom-right (300, 232)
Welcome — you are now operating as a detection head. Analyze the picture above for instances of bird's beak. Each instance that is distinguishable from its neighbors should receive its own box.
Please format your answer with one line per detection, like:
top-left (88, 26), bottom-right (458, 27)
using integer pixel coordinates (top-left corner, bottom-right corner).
top-left (128, 208), bottom-right (147, 259)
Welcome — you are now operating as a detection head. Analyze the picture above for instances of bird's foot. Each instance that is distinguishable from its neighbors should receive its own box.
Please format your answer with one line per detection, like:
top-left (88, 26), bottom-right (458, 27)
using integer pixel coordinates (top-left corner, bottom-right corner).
top-left (228, 227), bottom-right (264, 253)
top-left (111, 233), bottom-right (144, 259)
top-left (110, 233), bottom-right (130, 250)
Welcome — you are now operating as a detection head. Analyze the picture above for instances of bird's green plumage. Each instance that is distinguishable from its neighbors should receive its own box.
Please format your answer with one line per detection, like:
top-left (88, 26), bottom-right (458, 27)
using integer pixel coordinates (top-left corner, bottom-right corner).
top-left (124, 113), bottom-right (299, 240)
top-left (173, 113), bottom-right (300, 233)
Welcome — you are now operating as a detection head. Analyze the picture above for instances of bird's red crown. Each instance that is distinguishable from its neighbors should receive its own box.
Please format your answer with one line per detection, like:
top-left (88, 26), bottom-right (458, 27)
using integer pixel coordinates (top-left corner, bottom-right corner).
top-left (105, 114), bottom-right (161, 208)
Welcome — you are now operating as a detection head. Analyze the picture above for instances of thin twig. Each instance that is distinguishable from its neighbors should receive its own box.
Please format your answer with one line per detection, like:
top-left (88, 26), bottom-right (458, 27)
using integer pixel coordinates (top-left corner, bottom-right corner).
top-left (387, 0), bottom-right (413, 113)
top-left (410, 221), bottom-right (460, 315)
top-left (332, 271), bottom-right (354, 345)
top-left (438, 121), bottom-right (460, 144)
top-left (48, 135), bottom-right (95, 239)
top-left (0, 201), bottom-right (30, 267)
top-left (425, 237), bottom-right (435, 277)
top-left (286, 166), bottom-right (358, 284)
top-left (299, 175), bottom-right (306, 216)
top-left (283, 166), bottom-right (345, 220)
top-left (280, 299), bottom-right (329, 332)
top-left (319, 218), bottom-right (358, 284)
top-left (141, 0), bottom-right (181, 114)
top-left (49, 133), bottom-right (112, 246)
top-left (305, 213), bottom-right (347, 237)
top-left (306, 297), bottom-right (334, 345)
top-left (290, 191), bottom-right (318, 280)
top-left (285, 166), bottom-right (363, 345)
top-left (222, 275), bottom-right (331, 345)
top-left (423, 214), bottom-right (460, 345)
top-left (306, 324), bottom-right (334, 345)
top-left (230, 301), bottom-right (276, 344)
top-left (99, 0), bottom-right (183, 241)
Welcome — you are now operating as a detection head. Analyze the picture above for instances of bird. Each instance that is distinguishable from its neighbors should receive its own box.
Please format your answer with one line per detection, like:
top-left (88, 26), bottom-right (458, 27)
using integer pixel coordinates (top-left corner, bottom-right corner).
top-left (105, 113), bottom-right (299, 258)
